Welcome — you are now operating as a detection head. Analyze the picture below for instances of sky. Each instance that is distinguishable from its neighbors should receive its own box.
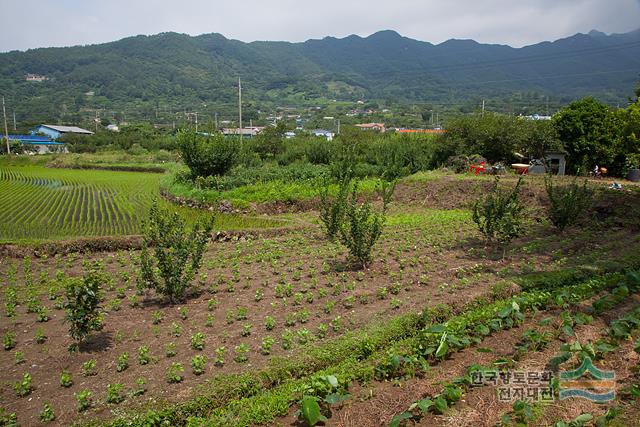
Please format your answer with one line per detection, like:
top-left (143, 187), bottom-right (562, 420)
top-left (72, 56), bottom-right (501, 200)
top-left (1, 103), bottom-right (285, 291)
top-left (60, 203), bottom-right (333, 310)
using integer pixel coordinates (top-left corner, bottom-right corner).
top-left (1, 0), bottom-right (640, 52)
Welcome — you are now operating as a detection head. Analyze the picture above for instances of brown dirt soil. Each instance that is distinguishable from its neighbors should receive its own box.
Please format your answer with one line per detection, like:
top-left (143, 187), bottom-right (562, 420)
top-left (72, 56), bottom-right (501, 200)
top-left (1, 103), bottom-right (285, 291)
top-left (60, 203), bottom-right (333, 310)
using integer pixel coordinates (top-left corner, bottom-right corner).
top-left (0, 222), bottom-right (529, 426)
top-left (271, 295), bottom-right (640, 427)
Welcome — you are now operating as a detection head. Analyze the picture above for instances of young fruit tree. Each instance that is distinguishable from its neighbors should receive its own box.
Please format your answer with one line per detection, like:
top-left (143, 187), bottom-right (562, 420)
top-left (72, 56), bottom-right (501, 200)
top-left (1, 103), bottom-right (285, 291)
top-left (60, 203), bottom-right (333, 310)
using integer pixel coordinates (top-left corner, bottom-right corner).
top-left (472, 176), bottom-right (524, 247)
top-left (337, 179), bottom-right (395, 268)
top-left (64, 262), bottom-right (105, 346)
top-left (138, 200), bottom-right (214, 303)
top-left (544, 176), bottom-right (593, 231)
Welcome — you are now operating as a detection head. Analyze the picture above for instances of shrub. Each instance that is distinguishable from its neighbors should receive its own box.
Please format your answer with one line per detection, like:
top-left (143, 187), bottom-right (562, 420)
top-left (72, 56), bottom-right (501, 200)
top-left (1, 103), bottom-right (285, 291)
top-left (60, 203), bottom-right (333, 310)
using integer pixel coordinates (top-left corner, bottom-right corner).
top-left (545, 176), bottom-right (593, 231)
top-left (338, 180), bottom-right (395, 267)
top-left (318, 175), bottom-right (351, 240)
top-left (472, 176), bottom-right (525, 245)
top-left (138, 201), bottom-right (214, 303)
top-left (64, 262), bottom-right (104, 344)
top-left (177, 130), bottom-right (238, 178)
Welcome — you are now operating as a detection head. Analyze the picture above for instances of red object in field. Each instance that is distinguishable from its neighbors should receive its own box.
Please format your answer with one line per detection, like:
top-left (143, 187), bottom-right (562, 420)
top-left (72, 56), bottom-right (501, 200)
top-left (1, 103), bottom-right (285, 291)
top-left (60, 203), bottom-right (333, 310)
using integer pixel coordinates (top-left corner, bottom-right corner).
top-left (511, 163), bottom-right (529, 175)
top-left (469, 162), bottom-right (486, 175)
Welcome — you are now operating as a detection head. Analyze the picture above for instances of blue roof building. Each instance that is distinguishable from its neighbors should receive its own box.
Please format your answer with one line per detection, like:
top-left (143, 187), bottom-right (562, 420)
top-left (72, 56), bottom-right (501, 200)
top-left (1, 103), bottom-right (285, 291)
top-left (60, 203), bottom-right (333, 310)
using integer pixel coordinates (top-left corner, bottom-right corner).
top-left (32, 124), bottom-right (94, 140)
top-left (2, 134), bottom-right (67, 154)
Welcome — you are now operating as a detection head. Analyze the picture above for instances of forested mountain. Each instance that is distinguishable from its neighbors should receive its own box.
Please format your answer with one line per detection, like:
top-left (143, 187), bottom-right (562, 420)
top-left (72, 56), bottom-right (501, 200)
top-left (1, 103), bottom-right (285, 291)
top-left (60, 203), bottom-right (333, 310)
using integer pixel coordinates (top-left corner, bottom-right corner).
top-left (1, 28), bottom-right (639, 124)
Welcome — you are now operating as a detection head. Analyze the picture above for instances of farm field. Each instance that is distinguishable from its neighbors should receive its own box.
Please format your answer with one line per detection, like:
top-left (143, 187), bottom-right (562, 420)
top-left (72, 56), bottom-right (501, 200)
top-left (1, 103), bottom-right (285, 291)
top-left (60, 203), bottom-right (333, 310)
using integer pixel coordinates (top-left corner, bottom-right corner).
top-left (0, 163), bottom-right (285, 242)
top-left (1, 169), bottom-right (640, 426)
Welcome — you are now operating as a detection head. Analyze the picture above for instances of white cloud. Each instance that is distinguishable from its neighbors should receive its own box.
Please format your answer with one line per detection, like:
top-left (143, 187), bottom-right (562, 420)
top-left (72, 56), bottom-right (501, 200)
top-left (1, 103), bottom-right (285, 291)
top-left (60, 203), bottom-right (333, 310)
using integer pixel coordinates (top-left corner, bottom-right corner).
top-left (1, 0), bottom-right (639, 51)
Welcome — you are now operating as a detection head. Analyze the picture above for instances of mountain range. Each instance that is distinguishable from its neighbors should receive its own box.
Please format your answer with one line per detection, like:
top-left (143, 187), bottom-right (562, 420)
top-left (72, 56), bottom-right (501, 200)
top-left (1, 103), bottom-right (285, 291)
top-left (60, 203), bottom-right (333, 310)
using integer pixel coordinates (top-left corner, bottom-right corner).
top-left (1, 29), bottom-right (639, 124)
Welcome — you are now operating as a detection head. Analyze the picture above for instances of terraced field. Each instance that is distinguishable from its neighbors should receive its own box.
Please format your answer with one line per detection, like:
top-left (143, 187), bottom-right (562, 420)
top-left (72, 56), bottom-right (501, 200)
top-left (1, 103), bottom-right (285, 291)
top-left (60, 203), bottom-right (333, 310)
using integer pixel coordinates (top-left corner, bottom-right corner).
top-left (0, 165), bottom-right (280, 242)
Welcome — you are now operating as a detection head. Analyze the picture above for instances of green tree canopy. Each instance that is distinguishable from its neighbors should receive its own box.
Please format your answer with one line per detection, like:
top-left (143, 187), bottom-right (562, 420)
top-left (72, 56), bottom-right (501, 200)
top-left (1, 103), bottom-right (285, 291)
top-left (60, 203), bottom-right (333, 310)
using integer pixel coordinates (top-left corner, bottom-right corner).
top-left (552, 97), bottom-right (623, 174)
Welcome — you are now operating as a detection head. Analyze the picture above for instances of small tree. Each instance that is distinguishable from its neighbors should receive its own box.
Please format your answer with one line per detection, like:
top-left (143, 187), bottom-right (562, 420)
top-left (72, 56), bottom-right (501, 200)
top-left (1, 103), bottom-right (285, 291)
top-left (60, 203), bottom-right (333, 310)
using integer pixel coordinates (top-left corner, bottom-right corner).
top-left (138, 201), bottom-right (214, 303)
top-left (177, 130), bottom-right (238, 178)
top-left (545, 176), bottom-right (593, 231)
top-left (472, 177), bottom-right (524, 246)
top-left (64, 262), bottom-right (105, 344)
top-left (318, 174), bottom-right (351, 240)
top-left (338, 179), bottom-right (395, 268)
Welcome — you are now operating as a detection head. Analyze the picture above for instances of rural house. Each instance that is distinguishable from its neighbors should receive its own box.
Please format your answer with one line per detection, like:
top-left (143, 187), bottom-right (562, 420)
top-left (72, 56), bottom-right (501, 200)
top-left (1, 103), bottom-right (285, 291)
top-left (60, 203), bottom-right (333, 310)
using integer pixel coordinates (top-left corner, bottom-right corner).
top-left (33, 124), bottom-right (94, 140)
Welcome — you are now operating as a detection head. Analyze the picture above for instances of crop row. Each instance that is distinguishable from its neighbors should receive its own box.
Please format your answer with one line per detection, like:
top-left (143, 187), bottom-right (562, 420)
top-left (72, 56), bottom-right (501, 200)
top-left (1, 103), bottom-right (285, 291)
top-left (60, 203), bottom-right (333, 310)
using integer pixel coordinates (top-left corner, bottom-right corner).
top-left (97, 269), bottom-right (634, 427)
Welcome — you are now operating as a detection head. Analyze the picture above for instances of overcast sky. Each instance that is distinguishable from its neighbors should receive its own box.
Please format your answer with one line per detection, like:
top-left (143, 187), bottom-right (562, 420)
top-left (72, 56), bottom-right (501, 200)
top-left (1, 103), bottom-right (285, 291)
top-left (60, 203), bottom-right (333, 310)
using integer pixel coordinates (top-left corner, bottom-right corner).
top-left (2, 0), bottom-right (640, 52)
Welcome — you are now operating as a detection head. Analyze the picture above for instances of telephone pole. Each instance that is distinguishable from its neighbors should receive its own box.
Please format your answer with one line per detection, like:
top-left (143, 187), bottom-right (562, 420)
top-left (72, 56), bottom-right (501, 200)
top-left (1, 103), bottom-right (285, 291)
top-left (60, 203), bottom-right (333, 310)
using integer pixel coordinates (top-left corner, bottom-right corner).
top-left (481, 99), bottom-right (485, 116)
top-left (238, 77), bottom-right (243, 144)
top-left (12, 110), bottom-right (16, 131)
top-left (195, 111), bottom-right (198, 133)
top-left (2, 97), bottom-right (10, 154)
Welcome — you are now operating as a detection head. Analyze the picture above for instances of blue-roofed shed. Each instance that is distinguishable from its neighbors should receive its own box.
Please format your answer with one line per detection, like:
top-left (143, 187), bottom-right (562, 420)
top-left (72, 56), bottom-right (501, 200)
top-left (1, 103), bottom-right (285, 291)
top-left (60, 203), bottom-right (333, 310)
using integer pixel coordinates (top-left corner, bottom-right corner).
top-left (2, 134), bottom-right (67, 154)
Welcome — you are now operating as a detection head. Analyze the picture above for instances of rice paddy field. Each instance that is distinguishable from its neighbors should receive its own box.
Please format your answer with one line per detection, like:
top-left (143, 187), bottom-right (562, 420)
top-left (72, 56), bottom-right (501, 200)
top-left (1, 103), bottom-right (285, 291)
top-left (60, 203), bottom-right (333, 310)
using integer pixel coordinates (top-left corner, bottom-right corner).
top-left (0, 164), bottom-right (283, 242)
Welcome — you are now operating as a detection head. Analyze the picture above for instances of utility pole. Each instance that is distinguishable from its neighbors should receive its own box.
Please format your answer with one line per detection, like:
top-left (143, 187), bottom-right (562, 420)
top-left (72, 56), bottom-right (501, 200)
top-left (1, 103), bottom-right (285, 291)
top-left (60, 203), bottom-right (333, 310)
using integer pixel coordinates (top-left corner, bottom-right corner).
top-left (195, 111), bottom-right (198, 133)
top-left (238, 77), bottom-right (243, 145)
top-left (12, 110), bottom-right (16, 131)
top-left (481, 99), bottom-right (485, 116)
top-left (95, 110), bottom-right (98, 133)
top-left (337, 119), bottom-right (340, 135)
top-left (546, 96), bottom-right (549, 116)
top-left (214, 112), bottom-right (218, 130)
top-left (2, 97), bottom-right (10, 154)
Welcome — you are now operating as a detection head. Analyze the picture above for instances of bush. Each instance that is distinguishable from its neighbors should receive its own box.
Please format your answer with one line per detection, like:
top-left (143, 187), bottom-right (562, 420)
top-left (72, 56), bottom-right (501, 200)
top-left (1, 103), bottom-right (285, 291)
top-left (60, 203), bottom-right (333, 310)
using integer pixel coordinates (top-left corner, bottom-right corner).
top-left (545, 176), bottom-right (593, 231)
top-left (472, 177), bottom-right (525, 245)
top-left (318, 175), bottom-right (351, 240)
top-left (177, 130), bottom-right (238, 178)
top-left (338, 180), bottom-right (395, 267)
top-left (64, 262), bottom-right (105, 344)
top-left (138, 201), bottom-right (214, 303)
